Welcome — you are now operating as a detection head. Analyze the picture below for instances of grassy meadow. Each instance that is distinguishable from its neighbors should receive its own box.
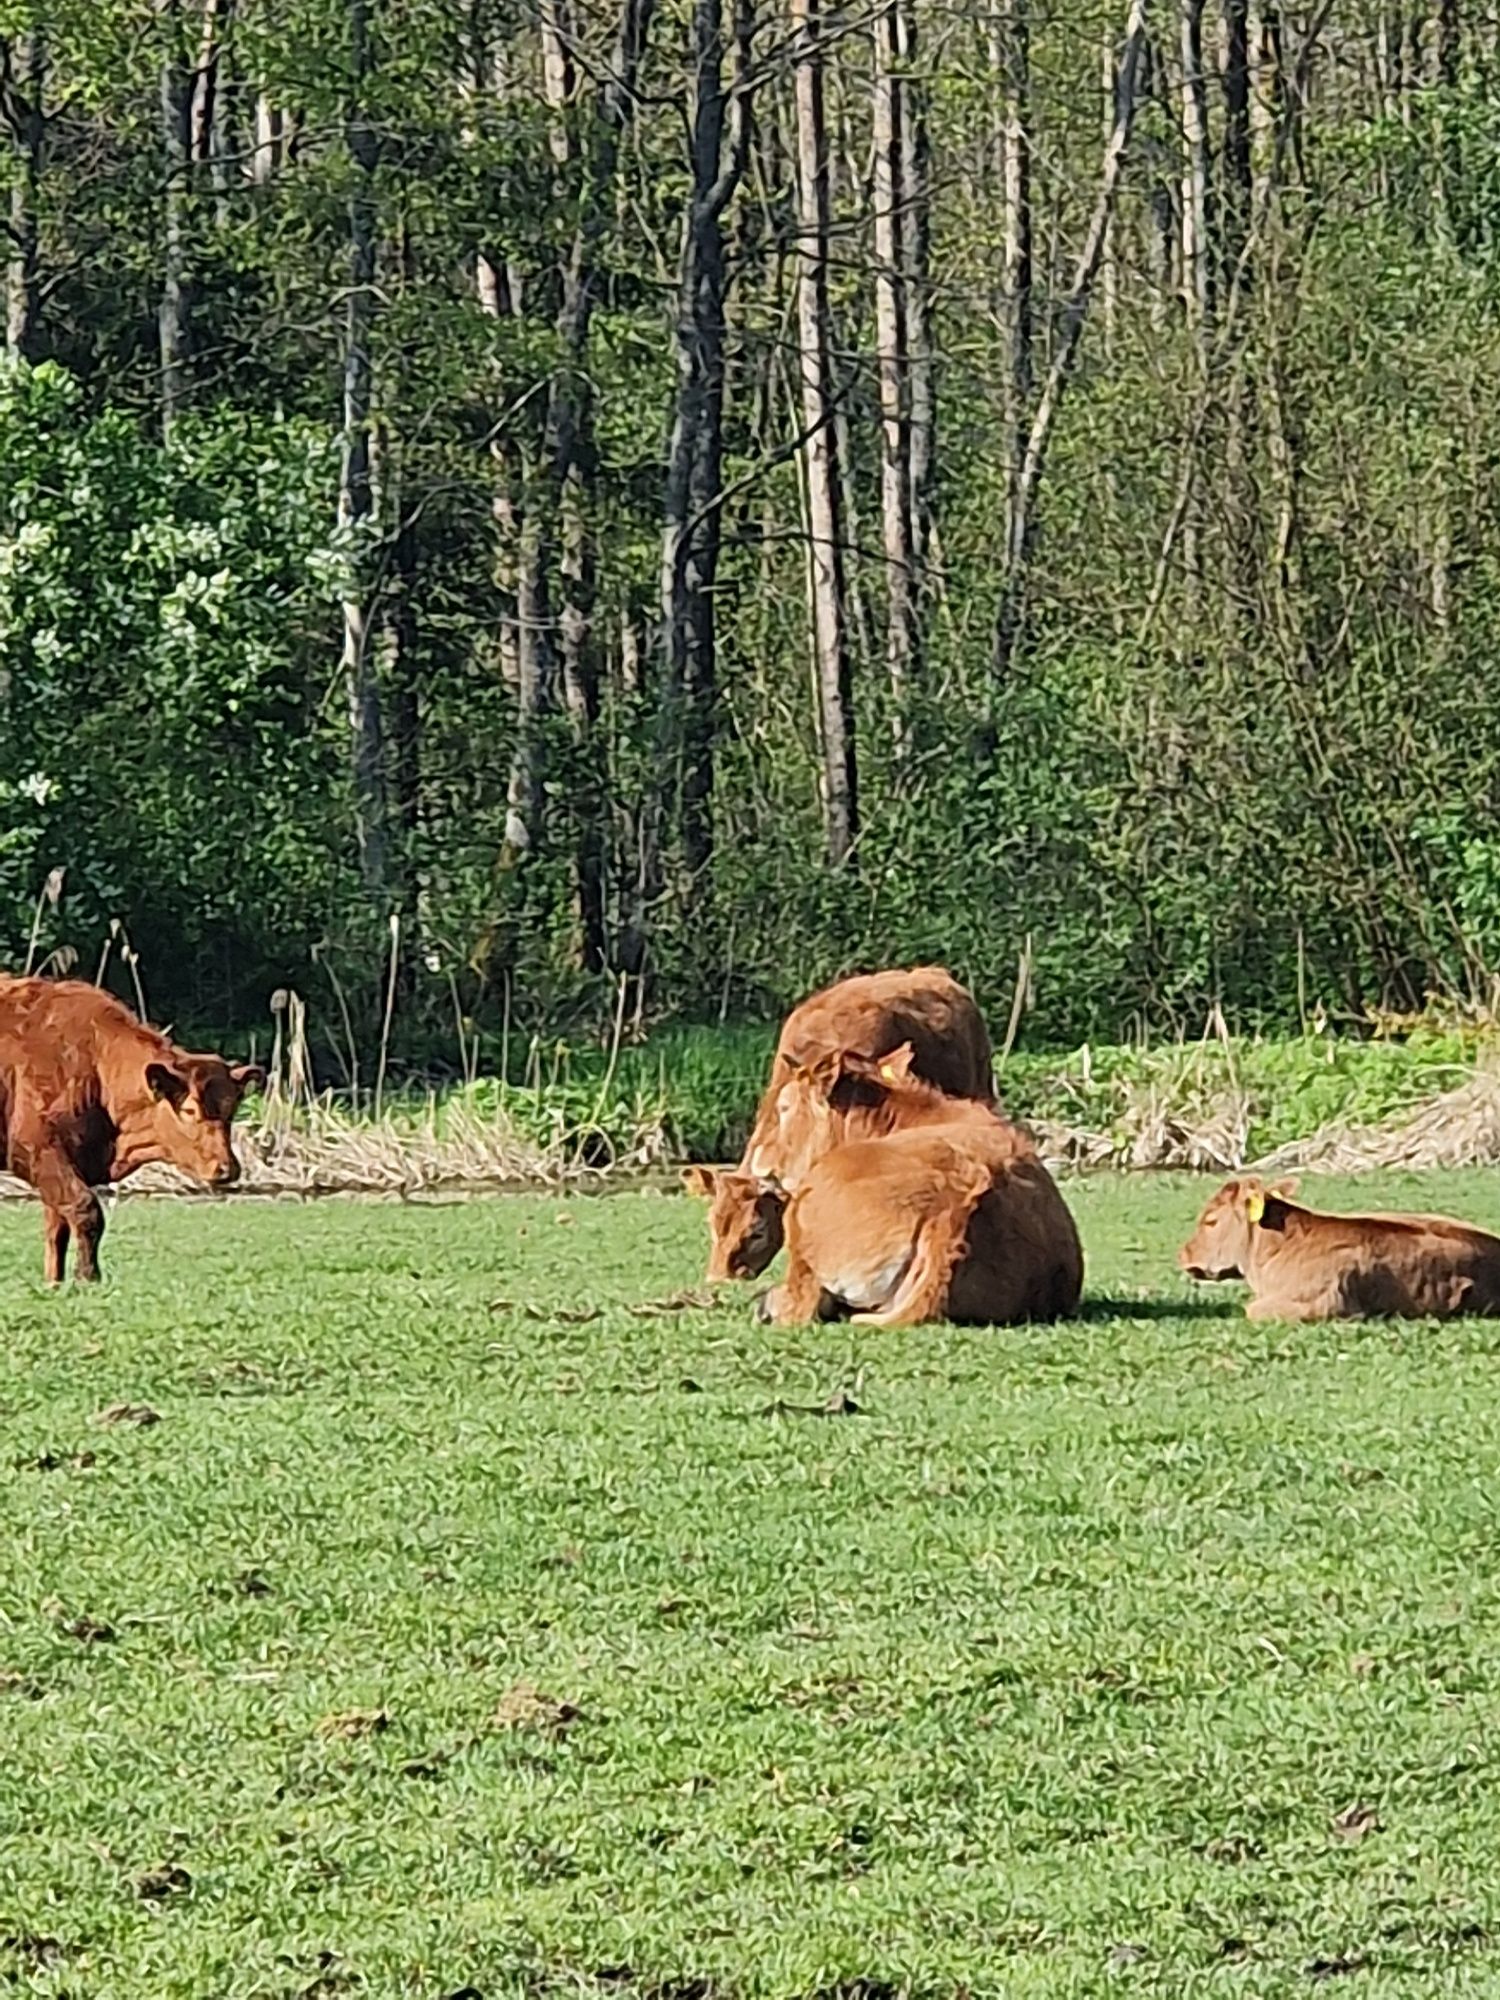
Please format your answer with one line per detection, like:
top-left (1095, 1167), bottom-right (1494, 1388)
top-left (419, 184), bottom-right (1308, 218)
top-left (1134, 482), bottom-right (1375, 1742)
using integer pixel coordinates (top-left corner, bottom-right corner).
top-left (4, 1174), bottom-right (1500, 1995)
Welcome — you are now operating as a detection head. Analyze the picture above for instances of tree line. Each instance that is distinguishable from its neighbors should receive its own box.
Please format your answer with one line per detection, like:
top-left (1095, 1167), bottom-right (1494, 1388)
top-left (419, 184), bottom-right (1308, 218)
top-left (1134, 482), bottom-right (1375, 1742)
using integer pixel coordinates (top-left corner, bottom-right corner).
top-left (1, 0), bottom-right (1497, 1052)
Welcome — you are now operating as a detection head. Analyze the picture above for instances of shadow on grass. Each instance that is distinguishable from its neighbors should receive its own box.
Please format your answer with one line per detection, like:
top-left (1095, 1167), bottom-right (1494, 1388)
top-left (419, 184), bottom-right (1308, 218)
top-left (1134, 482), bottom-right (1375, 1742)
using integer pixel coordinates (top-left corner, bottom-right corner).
top-left (1079, 1292), bottom-right (1241, 1323)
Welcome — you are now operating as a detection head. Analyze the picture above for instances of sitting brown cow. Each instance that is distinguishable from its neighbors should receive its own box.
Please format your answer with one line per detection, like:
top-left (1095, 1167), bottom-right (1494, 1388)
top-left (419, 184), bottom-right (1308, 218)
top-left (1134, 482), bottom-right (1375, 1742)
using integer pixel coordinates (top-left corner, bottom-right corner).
top-left (754, 1042), bottom-right (1082, 1327)
top-left (0, 976), bottom-right (262, 1283)
top-left (1179, 1175), bottom-right (1500, 1321)
top-left (682, 966), bottom-right (994, 1281)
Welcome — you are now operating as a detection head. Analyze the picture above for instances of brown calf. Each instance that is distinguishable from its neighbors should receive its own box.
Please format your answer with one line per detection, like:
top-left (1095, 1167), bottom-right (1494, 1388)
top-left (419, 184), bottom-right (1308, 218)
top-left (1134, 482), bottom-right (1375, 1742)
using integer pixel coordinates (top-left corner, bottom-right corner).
top-left (0, 976), bottom-right (261, 1283)
top-left (756, 1043), bottom-right (1083, 1327)
top-left (1179, 1175), bottom-right (1500, 1321)
top-left (683, 967), bottom-right (994, 1281)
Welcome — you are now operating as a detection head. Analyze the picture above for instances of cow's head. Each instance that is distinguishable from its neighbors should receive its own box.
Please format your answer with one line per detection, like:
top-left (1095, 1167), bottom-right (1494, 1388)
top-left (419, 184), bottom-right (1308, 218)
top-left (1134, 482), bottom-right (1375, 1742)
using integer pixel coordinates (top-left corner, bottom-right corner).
top-left (135, 1054), bottom-right (263, 1187)
top-left (1179, 1176), bottom-right (1298, 1280)
top-left (682, 1165), bottom-right (786, 1280)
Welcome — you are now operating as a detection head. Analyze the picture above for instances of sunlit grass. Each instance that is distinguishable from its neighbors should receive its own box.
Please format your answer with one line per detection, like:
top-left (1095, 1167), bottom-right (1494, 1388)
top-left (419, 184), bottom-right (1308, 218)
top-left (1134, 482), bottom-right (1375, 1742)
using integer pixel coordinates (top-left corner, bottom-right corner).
top-left (2, 1172), bottom-right (1500, 1993)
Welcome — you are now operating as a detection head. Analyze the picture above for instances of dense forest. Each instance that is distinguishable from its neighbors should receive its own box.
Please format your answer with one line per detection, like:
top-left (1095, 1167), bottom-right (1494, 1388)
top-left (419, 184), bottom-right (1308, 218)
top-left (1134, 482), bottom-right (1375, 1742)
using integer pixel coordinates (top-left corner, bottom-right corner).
top-left (1, 0), bottom-right (1497, 1053)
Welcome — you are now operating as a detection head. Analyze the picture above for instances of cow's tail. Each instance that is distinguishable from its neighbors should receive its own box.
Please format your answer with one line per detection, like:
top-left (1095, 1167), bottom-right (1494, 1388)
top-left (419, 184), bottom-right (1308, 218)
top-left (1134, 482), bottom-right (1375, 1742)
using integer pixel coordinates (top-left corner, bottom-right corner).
top-left (850, 1158), bottom-right (991, 1328)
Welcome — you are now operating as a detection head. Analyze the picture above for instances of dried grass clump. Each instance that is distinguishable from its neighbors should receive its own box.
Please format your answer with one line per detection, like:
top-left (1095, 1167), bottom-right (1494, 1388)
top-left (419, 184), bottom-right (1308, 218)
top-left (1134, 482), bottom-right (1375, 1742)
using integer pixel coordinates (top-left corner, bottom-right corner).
top-left (1030, 1091), bottom-right (1251, 1174)
top-left (1254, 1063), bottom-right (1500, 1175)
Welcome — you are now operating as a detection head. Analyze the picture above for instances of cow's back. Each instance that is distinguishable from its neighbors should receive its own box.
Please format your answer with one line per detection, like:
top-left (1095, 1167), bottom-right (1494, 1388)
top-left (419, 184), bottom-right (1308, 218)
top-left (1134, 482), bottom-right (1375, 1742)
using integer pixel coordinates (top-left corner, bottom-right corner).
top-left (0, 976), bottom-right (134, 1149)
top-left (747, 967), bottom-right (994, 1180)
top-left (775, 967), bottom-right (993, 1098)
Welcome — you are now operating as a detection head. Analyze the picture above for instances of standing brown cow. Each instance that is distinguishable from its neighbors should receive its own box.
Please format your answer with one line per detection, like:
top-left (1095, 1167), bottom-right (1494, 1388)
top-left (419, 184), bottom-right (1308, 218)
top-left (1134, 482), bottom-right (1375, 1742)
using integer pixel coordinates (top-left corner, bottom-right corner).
top-left (682, 966), bottom-right (995, 1281)
top-left (0, 976), bottom-right (262, 1283)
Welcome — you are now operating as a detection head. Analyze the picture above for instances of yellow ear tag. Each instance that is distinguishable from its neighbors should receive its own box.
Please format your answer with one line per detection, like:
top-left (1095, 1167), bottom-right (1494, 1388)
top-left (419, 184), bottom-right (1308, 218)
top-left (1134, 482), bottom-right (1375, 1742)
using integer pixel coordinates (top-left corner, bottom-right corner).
top-left (879, 1062), bottom-right (896, 1082)
top-left (1245, 1188), bottom-right (1266, 1226)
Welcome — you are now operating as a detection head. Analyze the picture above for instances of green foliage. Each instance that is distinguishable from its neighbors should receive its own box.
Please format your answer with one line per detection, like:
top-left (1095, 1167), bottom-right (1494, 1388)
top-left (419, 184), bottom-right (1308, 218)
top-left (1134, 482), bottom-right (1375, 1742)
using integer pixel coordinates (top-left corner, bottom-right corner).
top-left (6, 1180), bottom-right (1500, 1992)
top-left (0, 364), bottom-right (348, 991)
top-left (11, 2), bottom-right (1500, 1055)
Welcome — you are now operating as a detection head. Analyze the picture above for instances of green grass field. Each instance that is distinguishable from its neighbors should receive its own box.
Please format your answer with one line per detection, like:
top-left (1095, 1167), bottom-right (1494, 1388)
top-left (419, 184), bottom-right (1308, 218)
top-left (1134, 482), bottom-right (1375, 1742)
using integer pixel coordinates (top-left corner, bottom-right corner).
top-left (5, 1173), bottom-right (1500, 1997)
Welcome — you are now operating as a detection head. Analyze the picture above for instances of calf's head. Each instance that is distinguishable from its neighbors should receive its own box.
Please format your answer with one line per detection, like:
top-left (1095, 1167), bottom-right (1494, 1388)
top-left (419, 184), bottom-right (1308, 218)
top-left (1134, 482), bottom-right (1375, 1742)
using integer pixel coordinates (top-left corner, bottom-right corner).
top-left (682, 1165), bottom-right (785, 1280)
top-left (135, 1054), bottom-right (263, 1186)
top-left (1179, 1176), bottom-right (1298, 1280)
top-left (769, 1040), bottom-right (920, 1187)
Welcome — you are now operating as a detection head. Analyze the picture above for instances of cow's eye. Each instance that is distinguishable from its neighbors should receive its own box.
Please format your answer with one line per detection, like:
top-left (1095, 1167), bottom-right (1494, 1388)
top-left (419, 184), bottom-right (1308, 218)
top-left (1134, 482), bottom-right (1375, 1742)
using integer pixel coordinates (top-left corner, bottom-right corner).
top-left (181, 1099), bottom-right (202, 1122)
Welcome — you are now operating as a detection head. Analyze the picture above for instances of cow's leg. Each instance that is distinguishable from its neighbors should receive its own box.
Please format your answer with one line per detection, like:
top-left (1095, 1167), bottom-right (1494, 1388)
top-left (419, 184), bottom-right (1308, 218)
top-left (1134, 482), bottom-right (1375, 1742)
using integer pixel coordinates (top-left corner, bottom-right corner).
top-left (850, 1211), bottom-right (965, 1327)
top-left (31, 1152), bottom-right (104, 1285)
top-left (756, 1253), bottom-right (831, 1326)
top-left (43, 1208), bottom-right (71, 1285)
top-left (1245, 1293), bottom-right (1321, 1323)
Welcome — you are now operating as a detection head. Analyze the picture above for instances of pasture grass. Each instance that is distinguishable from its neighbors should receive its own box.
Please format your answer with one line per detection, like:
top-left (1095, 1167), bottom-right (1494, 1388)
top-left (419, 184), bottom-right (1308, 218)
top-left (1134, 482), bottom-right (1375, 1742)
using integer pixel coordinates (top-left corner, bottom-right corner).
top-left (3, 1173), bottom-right (1500, 1994)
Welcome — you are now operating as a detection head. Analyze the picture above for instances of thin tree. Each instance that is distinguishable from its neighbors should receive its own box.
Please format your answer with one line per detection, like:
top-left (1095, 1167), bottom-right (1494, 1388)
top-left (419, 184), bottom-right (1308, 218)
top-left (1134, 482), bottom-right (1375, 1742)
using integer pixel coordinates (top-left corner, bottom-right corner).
top-left (1179, 0), bottom-right (1212, 605)
top-left (897, 2), bottom-right (933, 578)
top-left (993, 0), bottom-right (1032, 585)
top-left (873, 0), bottom-right (917, 740)
top-left (0, 29), bottom-right (46, 362)
top-left (1220, 0), bottom-right (1254, 624)
top-left (659, 0), bottom-right (754, 891)
top-left (792, 0), bottom-right (856, 866)
top-left (504, 0), bottom-right (653, 965)
top-left (992, 0), bottom-right (1148, 681)
top-left (339, 0), bottom-right (387, 900)
top-left (157, 0), bottom-right (195, 437)
top-left (1179, 0), bottom-right (1212, 334)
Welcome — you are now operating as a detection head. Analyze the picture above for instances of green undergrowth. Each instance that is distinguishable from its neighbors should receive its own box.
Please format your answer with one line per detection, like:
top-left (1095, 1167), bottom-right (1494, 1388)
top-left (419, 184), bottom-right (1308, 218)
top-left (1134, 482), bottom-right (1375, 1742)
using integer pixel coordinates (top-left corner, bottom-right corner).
top-left (414, 1022), bottom-right (1488, 1167)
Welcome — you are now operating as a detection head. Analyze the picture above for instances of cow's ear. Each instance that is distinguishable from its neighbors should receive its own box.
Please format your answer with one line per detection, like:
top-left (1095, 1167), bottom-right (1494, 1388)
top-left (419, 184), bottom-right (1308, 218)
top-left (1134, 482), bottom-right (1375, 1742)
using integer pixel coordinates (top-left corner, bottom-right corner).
top-left (146, 1061), bottom-right (190, 1109)
top-left (681, 1165), bottom-right (717, 1199)
top-left (877, 1042), bottom-right (917, 1085)
top-left (806, 1049), bottom-right (844, 1094)
top-left (1268, 1176), bottom-right (1299, 1202)
top-left (230, 1062), bottom-right (265, 1093)
top-left (1243, 1183), bottom-right (1267, 1226)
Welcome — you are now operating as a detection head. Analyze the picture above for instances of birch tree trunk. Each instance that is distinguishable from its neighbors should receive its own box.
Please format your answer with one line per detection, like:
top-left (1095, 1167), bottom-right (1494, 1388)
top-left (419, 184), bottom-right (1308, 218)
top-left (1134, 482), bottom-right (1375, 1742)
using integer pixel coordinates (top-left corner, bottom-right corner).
top-left (251, 94), bottom-right (284, 183)
top-left (1, 31), bottom-right (45, 362)
top-left (792, 0), bottom-right (857, 868)
top-left (340, 0), bottom-right (387, 900)
top-left (1249, 0), bottom-right (1301, 649)
top-left (1141, 32), bottom-right (1178, 328)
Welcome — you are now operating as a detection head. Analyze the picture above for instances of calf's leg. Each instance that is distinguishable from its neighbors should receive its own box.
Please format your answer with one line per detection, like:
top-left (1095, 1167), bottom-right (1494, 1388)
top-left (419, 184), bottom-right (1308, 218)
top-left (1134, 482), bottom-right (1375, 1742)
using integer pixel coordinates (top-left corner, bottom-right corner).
top-left (31, 1153), bottom-right (105, 1285)
top-left (757, 1251), bottom-right (833, 1326)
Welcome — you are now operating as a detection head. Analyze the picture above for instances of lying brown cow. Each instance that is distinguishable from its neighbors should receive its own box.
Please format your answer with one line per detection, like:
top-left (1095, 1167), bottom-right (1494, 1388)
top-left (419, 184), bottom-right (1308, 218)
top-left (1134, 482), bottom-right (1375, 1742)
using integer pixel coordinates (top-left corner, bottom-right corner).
top-left (1179, 1175), bottom-right (1500, 1321)
top-left (0, 976), bottom-right (261, 1283)
top-left (755, 1042), bottom-right (1082, 1327)
top-left (683, 966), bottom-right (994, 1281)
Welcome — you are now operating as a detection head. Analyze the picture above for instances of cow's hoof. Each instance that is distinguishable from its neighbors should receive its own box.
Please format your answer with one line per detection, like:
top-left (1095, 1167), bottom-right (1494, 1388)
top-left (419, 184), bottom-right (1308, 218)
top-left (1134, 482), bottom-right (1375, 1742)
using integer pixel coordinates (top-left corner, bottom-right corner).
top-left (751, 1288), bottom-right (774, 1324)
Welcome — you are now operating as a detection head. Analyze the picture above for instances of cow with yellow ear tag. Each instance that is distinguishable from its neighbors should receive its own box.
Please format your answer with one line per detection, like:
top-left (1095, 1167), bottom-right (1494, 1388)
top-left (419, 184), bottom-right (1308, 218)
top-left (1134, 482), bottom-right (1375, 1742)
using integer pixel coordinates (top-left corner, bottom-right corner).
top-left (1179, 1175), bottom-right (1500, 1321)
